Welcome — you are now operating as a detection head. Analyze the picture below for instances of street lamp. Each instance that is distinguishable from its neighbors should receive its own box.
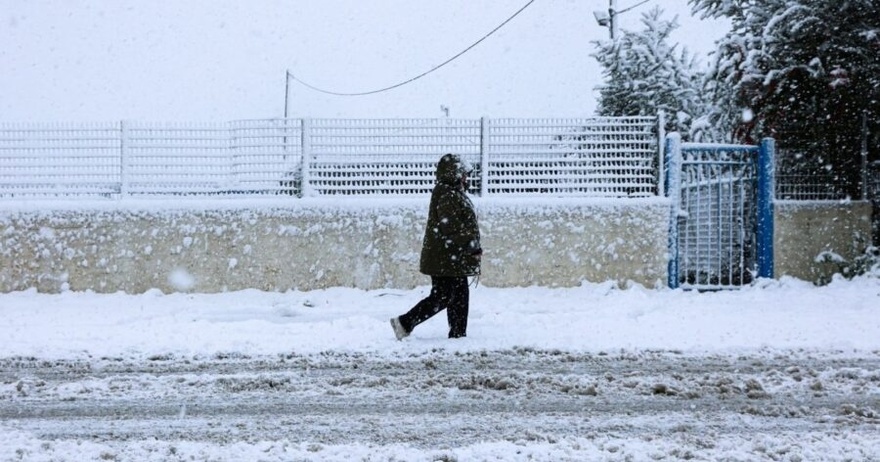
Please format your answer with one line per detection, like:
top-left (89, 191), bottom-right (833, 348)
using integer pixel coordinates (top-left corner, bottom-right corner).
top-left (593, 0), bottom-right (618, 40)
top-left (593, 0), bottom-right (652, 39)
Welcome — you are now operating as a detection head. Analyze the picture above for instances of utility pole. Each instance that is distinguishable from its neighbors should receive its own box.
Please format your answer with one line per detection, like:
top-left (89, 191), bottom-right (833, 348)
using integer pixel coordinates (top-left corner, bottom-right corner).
top-left (284, 70), bottom-right (291, 119)
top-left (609, 0), bottom-right (618, 40)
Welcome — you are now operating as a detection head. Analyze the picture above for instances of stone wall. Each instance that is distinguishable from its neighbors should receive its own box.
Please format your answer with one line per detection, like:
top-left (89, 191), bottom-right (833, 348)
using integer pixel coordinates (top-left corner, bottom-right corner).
top-left (774, 201), bottom-right (874, 283)
top-left (5, 198), bottom-right (869, 294)
top-left (0, 198), bottom-right (671, 293)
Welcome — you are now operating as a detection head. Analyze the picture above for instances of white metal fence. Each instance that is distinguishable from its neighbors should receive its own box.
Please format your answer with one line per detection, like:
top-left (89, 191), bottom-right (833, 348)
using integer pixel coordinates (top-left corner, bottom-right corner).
top-left (0, 117), bottom-right (661, 199)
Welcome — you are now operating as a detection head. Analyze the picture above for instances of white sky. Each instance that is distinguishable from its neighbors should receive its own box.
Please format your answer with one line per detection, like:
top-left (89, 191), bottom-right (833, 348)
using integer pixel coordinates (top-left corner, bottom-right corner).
top-left (0, 0), bottom-right (729, 121)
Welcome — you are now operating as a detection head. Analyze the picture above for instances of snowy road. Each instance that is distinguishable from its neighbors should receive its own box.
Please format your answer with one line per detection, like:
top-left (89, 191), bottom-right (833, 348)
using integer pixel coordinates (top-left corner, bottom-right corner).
top-left (3, 349), bottom-right (879, 457)
top-left (2, 278), bottom-right (880, 459)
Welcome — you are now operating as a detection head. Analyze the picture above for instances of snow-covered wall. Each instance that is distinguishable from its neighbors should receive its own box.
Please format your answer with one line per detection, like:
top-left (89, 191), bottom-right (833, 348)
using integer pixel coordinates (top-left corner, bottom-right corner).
top-left (774, 201), bottom-right (873, 283)
top-left (0, 198), bottom-right (670, 293)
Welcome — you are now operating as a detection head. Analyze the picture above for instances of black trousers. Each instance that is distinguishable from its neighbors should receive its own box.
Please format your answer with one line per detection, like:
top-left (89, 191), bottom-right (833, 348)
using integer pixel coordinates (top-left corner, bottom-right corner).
top-left (398, 276), bottom-right (469, 338)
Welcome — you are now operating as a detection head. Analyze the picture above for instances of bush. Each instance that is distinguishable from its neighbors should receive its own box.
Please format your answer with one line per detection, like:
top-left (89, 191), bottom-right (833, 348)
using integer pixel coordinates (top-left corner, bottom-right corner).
top-left (816, 246), bottom-right (880, 284)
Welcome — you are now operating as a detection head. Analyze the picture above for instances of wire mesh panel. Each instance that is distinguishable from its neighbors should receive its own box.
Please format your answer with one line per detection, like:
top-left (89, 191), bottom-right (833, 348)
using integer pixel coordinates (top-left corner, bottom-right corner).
top-left (305, 118), bottom-right (481, 196)
top-left (0, 122), bottom-right (121, 198)
top-left (870, 162), bottom-right (880, 245)
top-left (775, 146), bottom-right (850, 200)
top-left (229, 119), bottom-right (301, 195)
top-left (776, 174), bottom-right (848, 200)
top-left (870, 162), bottom-right (880, 201)
top-left (1, 117), bottom-right (661, 199)
top-left (125, 122), bottom-right (230, 195)
top-left (486, 117), bottom-right (657, 196)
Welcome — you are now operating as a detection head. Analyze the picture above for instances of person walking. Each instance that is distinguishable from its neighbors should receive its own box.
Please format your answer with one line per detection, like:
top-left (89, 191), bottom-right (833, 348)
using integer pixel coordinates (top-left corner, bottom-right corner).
top-left (390, 153), bottom-right (482, 340)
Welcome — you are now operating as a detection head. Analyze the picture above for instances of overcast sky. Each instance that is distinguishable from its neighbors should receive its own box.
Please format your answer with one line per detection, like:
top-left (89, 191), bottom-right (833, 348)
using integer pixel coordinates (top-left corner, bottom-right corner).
top-left (1, 0), bottom-right (729, 121)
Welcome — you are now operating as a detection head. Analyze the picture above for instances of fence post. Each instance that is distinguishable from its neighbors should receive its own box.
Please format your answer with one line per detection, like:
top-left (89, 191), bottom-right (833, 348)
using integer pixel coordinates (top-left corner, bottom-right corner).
top-left (301, 117), bottom-right (313, 197)
top-left (227, 121), bottom-right (237, 191)
top-left (480, 116), bottom-right (490, 197)
top-left (657, 111), bottom-right (666, 197)
top-left (665, 132), bottom-right (682, 289)
top-left (756, 137), bottom-right (776, 279)
top-left (861, 112), bottom-right (869, 201)
top-left (120, 120), bottom-right (130, 198)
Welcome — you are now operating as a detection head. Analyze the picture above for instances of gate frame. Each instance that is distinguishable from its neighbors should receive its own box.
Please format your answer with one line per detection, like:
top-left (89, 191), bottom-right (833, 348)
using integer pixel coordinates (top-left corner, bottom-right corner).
top-left (665, 133), bottom-right (775, 289)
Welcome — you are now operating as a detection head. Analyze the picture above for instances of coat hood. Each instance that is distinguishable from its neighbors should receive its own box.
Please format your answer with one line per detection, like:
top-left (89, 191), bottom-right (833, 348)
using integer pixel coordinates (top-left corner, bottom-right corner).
top-left (436, 153), bottom-right (473, 185)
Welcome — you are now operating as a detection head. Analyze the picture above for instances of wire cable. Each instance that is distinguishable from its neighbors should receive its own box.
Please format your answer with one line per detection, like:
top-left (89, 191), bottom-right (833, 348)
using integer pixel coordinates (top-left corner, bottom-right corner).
top-left (287, 0), bottom-right (537, 96)
top-left (616, 0), bottom-right (652, 16)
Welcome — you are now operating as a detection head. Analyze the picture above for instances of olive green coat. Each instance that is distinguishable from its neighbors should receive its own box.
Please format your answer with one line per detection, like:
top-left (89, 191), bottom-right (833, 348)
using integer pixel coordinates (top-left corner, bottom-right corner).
top-left (419, 154), bottom-right (482, 277)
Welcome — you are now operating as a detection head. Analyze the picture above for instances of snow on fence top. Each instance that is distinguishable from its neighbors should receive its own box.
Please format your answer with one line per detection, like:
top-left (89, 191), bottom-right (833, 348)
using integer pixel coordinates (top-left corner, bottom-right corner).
top-left (0, 117), bottom-right (660, 199)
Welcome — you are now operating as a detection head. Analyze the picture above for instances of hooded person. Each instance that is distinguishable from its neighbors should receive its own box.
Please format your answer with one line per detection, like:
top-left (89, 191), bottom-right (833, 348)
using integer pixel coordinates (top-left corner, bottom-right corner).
top-left (390, 153), bottom-right (482, 340)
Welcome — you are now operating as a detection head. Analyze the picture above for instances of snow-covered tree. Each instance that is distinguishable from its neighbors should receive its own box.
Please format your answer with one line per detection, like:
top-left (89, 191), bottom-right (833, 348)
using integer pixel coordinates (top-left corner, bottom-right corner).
top-left (592, 7), bottom-right (706, 138)
top-left (691, 0), bottom-right (880, 196)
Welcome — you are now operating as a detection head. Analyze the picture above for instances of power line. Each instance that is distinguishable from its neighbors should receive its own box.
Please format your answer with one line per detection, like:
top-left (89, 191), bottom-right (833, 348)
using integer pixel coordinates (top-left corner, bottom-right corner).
top-left (616, 0), bottom-right (652, 16)
top-left (287, 0), bottom-right (537, 97)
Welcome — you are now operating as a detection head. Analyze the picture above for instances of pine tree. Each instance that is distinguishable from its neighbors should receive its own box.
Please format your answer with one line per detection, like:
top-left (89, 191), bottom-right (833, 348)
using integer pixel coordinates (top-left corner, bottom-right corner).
top-left (691, 0), bottom-right (880, 196)
top-left (592, 7), bottom-right (706, 138)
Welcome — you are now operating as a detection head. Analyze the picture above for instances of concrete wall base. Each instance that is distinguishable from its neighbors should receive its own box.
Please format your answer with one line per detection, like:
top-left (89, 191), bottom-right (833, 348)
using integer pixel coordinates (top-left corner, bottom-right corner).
top-left (0, 198), bottom-right (670, 293)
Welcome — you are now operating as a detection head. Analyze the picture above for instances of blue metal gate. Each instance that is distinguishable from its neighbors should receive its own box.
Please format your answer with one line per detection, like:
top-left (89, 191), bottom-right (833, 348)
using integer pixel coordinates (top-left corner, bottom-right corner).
top-left (665, 134), bottom-right (775, 290)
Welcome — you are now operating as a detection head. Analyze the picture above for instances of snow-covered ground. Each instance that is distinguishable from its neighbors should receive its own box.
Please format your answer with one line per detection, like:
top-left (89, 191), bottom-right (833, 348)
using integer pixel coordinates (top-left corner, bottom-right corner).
top-left (1, 275), bottom-right (879, 460)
